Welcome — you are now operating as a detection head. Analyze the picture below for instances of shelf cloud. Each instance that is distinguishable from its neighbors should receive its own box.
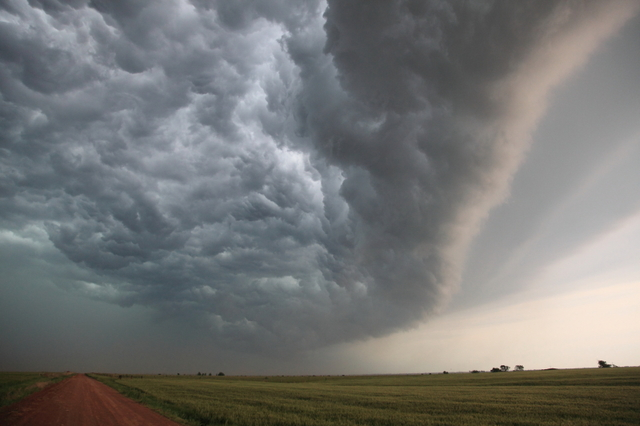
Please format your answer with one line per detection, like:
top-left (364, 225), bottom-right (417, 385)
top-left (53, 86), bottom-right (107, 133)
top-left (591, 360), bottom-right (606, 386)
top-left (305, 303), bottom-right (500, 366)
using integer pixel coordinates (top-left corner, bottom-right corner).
top-left (1, 0), bottom-right (636, 353)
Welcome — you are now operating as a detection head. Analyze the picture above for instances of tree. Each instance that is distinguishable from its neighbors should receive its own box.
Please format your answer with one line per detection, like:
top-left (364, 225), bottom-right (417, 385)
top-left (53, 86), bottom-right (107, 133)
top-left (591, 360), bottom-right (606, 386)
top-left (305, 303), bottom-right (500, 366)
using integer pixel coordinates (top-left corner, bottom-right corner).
top-left (490, 367), bottom-right (501, 373)
top-left (217, 372), bottom-right (225, 376)
top-left (500, 365), bottom-right (510, 372)
top-left (598, 360), bottom-right (611, 368)
top-left (514, 365), bottom-right (524, 371)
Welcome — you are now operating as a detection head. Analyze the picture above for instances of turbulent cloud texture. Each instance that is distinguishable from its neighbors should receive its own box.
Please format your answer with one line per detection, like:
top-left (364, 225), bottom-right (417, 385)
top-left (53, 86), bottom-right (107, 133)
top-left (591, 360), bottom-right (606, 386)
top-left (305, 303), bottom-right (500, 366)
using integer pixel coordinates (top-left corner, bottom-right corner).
top-left (1, 0), bottom-right (636, 351)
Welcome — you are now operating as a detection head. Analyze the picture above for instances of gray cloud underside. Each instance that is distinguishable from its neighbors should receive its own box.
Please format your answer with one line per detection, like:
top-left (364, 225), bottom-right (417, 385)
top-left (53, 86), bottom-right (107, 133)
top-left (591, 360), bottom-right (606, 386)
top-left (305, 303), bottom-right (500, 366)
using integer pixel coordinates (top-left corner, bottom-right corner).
top-left (0, 0), bottom-right (636, 352)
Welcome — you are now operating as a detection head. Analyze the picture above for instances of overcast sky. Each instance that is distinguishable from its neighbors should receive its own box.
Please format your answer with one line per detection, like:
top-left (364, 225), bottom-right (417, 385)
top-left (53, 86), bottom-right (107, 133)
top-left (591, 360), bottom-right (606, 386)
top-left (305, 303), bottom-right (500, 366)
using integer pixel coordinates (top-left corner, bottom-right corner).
top-left (1, 0), bottom-right (639, 375)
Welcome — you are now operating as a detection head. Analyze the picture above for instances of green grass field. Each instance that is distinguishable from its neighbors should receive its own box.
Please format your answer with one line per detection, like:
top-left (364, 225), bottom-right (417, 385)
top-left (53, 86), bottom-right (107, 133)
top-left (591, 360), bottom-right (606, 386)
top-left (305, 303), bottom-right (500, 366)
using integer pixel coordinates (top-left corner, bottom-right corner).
top-left (90, 367), bottom-right (640, 426)
top-left (0, 372), bottom-right (72, 408)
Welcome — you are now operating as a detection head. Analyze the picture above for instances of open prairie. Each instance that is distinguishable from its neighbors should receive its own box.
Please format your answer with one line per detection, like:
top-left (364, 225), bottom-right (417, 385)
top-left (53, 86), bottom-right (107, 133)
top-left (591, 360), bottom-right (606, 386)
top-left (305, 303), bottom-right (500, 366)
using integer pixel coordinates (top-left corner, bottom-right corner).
top-left (90, 367), bottom-right (640, 426)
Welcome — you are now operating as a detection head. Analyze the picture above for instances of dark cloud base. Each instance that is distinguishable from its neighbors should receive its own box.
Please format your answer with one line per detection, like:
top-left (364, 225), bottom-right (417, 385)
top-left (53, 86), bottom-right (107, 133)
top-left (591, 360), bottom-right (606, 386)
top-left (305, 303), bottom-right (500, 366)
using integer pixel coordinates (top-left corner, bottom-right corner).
top-left (0, 0), bottom-right (633, 353)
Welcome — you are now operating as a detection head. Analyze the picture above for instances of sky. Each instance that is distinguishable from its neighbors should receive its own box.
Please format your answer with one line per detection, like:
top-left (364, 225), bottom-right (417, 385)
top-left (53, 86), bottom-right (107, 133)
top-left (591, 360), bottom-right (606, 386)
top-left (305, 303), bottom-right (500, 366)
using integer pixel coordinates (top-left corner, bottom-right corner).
top-left (1, 0), bottom-right (639, 375)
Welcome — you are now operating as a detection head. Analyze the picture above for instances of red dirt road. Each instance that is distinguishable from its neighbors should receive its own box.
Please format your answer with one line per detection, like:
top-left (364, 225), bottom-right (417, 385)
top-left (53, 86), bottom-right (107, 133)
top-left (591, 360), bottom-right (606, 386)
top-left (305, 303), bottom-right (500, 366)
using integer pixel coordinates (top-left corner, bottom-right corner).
top-left (0, 374), bottom-right (182, 426)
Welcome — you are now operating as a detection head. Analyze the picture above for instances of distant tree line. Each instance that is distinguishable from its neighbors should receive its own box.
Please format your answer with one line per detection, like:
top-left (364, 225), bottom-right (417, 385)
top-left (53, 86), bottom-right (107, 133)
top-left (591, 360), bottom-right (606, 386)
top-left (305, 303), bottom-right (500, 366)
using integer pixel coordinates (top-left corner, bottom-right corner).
top-left (490, 365), bottom-right (519, 372)
top-left (194, 372), bottom-right (225, 376)
top-left (478, 360), bottom-right (615, 373)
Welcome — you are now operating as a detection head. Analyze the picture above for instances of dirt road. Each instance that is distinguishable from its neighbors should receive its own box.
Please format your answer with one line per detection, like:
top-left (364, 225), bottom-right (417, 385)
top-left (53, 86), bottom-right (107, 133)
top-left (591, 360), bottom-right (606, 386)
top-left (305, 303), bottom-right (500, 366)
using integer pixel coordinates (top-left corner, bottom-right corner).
top-left (0, 374), bottom-right (181, 426)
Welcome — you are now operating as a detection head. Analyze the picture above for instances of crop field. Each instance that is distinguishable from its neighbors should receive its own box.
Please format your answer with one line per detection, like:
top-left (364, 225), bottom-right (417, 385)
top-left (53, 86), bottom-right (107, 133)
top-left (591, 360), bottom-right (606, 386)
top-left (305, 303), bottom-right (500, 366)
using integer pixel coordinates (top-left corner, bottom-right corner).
top-left (0, 371), bottom-right (72, 408)
top-left (90, 367), bottom-right (640, 426)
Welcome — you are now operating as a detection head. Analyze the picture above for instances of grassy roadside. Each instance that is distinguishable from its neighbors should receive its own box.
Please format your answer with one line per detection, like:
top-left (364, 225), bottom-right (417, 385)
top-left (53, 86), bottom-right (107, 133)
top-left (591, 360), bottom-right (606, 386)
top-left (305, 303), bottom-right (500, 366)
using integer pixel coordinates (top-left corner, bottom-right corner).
top-left (0, 372), bottom-right (73, 408)
top-left (87, 373), bottom-right (198, 425)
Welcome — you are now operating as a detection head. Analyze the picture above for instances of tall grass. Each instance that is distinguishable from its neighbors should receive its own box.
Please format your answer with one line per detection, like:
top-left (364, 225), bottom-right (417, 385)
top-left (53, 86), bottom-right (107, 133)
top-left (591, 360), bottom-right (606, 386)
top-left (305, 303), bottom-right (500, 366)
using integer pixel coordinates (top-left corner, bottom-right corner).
top-left (90, 367), bottom-right (640, 426)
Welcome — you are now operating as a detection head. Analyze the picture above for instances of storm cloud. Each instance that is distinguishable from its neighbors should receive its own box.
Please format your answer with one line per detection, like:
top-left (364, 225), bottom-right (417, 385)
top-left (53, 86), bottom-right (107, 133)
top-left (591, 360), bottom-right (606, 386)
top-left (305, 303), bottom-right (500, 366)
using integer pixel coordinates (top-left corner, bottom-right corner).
top-left (1, 0), bottom-right (636, 352)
